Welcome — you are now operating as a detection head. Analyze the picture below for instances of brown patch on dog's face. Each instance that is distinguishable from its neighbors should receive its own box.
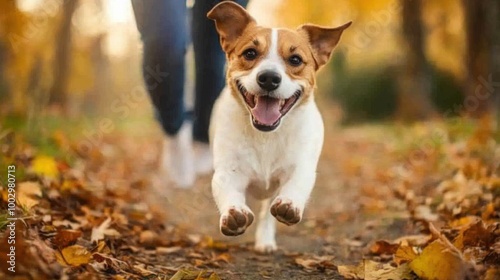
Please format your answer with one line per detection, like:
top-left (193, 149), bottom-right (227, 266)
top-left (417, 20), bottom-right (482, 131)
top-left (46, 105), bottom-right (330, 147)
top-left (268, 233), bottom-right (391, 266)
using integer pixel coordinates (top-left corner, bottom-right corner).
top-left (276, 29), bottom-right (318, 98)
top-left (227, 28), bottom-right (272, 72)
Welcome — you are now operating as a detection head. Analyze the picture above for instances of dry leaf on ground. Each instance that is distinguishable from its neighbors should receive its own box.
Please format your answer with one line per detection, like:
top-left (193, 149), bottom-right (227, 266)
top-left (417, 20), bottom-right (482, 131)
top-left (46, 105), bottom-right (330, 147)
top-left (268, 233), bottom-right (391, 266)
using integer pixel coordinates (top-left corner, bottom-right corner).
top-left (53, 229), bottom-right (82, 248)
top-left (409, 240), bottom-right (466, 280)
top-left (295, 255), bottom-right (335, 271)
top-left (55, 245), bottom-right (92, 267)
top-left (17, 181), bottom-right (42, 209)
top-left (338, 260), bottom-right (414, 280)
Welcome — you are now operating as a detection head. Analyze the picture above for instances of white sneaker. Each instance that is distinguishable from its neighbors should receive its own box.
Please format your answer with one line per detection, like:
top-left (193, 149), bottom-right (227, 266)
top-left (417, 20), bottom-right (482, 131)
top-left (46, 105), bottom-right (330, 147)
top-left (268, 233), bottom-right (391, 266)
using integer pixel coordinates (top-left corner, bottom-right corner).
top-left (160, 122), bottom-right (195, 188)
top-left (194, 142), bottom-right (213, 175)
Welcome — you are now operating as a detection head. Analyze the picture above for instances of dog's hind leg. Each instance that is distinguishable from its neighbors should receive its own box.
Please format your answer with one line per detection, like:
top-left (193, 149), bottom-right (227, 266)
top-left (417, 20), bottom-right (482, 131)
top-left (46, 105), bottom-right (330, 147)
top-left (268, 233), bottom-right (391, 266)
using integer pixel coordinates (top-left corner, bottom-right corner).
top-left (254, 198), bottom-right (277, 253)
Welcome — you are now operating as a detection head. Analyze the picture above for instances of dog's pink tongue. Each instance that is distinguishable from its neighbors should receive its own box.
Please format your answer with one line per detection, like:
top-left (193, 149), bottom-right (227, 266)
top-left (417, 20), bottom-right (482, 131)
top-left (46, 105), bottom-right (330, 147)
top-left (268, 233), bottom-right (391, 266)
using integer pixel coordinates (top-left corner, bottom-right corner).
top-left (251, 96), bottom-right (281, 125)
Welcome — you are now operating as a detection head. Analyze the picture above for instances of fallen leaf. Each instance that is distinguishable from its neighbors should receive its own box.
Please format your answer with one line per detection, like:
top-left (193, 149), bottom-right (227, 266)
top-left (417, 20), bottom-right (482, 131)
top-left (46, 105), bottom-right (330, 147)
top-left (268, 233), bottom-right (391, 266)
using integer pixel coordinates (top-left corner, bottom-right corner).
top-left (453, 218), bottom-right (494, 249)
top-left (139, 230), bottom-right (158, 247)
top-left (338, 262), bottom-right (364, 279)
top-left (55, 245), bottom-right (92, 267)
top-left (213, 252), bottom-right (231, 264)
top-left (156, 246), bottom-right (182, 254)
top-left (394, 245), bottom-right (418, 265)
top-left (53, 229), bottom-right (82, 248)
top-left (133, 264), bottom-right (156, 277)
top-left (93, 240), bottom-right (110, 253)
top-left (484, 267), bottom-right (500, 280)
top-left (369, 240), bottom-right (399, 255)
top-left (31, 155), bottom-right (59, 178)
top-left (103, 228), bottom-right (121, 238)
top-left (203, 237), bottom-right (229, 251)
top-left (208, 273), bottom-right (221, 280)
top-left (343, 238), bottom-right (364, 247)
top-left (169, 269), bottom-right (219, 280)
top-left (52, 219), bottom-right (81, 229)
top-left (481, 203), bottom-right (496, 221)
top-left (17, 181), bottom-right (42, 209)
top-left (338, 260), bottom-right (414, 280)
top-left (413, 205), bottom-right (439, 222)
top-left (409, 240), bottom-right (466, 280)
top-left (393, 234), bottom-right (432, 247)
top-left (295, 255), bottom-right (335, 271)
top-left (91, 217), bottom-right (111, 243)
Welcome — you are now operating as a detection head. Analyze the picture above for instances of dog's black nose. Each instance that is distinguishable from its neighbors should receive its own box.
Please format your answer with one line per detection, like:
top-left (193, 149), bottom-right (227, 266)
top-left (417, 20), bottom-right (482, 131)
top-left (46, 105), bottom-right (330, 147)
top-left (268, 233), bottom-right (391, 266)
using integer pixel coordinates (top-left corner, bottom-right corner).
top-left (257, 70), bottom-right (281, 91)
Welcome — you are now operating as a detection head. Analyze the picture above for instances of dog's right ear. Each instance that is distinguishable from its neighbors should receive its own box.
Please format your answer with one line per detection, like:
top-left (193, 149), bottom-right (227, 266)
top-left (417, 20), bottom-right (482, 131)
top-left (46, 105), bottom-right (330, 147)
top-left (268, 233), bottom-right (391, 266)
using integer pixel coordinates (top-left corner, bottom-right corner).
top-left (207, 1), bottom-right (256, 53)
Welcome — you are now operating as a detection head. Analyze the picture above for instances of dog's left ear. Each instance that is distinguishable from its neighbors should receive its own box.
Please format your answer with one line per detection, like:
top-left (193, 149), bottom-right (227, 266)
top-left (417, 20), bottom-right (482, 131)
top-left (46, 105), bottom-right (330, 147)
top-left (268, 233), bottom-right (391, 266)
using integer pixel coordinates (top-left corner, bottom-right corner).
top-left (298, 22), bottom-right (352, 69)
top-left (208, 1), bottom-right (256, 54)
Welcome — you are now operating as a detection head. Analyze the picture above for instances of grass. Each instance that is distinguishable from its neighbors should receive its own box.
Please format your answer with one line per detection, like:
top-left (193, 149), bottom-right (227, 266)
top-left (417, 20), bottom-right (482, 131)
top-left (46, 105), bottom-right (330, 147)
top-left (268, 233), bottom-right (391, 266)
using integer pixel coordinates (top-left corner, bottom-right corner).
top-left (1, 109), bottom-right (157, 159)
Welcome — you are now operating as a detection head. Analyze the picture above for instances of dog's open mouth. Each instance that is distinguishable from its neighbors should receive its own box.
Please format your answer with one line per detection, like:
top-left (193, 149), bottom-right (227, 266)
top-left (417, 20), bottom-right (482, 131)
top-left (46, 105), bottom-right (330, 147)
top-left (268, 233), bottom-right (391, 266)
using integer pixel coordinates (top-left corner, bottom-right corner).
top-left (236, 80), bottom-right (302, 132)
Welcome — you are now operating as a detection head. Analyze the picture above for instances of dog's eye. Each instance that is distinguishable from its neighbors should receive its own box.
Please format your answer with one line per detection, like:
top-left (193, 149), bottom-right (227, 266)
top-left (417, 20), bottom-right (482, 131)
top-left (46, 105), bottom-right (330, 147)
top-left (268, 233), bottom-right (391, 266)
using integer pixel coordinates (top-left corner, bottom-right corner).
top-left (242, 48), bottom-right (258, 61)
top-left (288, 55), bottom-right (303, 66)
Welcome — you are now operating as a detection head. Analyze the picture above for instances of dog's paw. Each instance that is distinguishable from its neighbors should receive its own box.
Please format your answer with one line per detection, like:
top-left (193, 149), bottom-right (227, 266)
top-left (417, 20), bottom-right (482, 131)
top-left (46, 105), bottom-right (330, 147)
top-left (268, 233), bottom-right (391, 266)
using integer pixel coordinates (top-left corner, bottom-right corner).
top-left (220, 206), bottom-right (254, 236)
top-left (254, 242), bottom-right (277, 254)
top-left (270, 198), bottom-right (302, 226)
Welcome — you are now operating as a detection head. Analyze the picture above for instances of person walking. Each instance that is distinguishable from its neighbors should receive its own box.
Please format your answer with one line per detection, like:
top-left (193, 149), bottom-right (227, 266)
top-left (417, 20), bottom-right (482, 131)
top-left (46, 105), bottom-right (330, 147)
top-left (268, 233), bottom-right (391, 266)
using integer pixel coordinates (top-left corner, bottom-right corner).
top-left (131, 0), bottom-right (249, 188)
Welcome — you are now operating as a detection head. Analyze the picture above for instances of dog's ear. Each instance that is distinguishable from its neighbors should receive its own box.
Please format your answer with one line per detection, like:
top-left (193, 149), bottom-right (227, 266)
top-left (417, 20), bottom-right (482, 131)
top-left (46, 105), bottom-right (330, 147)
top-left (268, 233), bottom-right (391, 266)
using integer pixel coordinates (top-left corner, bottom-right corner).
top-left (207, 1), bottom-right (256, 53)
top-left (298, 22), bottom-right (352, 69)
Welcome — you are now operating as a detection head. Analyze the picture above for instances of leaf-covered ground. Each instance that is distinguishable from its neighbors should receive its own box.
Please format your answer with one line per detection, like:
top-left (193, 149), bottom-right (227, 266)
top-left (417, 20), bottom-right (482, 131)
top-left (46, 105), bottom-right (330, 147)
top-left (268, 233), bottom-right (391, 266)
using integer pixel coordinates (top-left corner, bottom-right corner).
top-left (0, 114), bottom-right (499, 279)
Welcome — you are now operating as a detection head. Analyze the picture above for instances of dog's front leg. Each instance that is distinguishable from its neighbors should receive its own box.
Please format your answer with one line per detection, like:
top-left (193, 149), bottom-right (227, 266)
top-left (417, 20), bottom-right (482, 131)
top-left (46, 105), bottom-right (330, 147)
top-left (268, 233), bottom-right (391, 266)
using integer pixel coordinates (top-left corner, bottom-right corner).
top-left (212, 170), bottom-right (254, 236)
top-left (270, 167), bottom-right (317, 226)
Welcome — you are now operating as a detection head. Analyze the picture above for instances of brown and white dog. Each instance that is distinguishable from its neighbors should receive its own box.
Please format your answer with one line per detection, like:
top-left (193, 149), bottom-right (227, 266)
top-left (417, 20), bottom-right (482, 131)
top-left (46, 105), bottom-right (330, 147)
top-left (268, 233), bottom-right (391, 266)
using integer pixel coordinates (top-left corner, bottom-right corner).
top-left (207, 2), bottom-right (350, 253)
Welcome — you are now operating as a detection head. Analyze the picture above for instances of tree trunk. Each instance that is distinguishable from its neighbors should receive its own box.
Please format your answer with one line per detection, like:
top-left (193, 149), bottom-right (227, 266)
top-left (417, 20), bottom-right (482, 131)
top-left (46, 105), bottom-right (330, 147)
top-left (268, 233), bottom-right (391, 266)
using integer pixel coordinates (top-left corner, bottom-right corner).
top-left (486, 0), bottom-right (500, 129)
top-left (85, 35), bottom-right (110, 114)
top-left (48, 0), bottom-right (78, 109)
top-left (462, 0), bottom-right (496, 118)
top-left (397, 0), bottom-right (436, 120)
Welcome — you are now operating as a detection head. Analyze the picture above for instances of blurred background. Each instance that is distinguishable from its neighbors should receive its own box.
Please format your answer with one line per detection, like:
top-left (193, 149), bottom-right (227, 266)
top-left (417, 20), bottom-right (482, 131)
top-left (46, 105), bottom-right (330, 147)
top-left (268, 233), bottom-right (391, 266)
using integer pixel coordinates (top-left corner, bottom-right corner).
top-left (0, 0), bottom-right (499, 129)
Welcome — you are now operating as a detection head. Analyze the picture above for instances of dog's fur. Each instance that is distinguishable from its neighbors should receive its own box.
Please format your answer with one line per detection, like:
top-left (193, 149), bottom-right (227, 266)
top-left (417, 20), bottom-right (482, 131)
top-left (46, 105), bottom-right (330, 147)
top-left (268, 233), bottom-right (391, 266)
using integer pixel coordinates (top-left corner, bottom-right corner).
top-left (207, 2), bottom-right (350, 253)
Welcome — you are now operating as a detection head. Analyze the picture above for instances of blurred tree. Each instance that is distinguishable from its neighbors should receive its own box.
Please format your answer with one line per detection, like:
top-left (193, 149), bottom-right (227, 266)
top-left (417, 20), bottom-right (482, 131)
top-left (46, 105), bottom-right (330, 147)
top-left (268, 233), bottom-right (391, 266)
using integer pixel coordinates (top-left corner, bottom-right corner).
top-left (48, 0), bottom-right (79, 109)
top-left (462, 0), bottom-right (488, 116)
top-left (462, 0), bottom-right (499, 120)
top-left (397, 0), bottom-right (436, 120)
top-left (0, 0), bottom-right (27, 113)
top-left (489, 0), bottom-right (500, 128)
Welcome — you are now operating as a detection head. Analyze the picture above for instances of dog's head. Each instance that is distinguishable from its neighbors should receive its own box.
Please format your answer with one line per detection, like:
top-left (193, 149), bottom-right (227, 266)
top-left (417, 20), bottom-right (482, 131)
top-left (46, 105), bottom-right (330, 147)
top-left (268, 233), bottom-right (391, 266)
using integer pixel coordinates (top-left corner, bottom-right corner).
top-left (208, 2), bottom-right (351, 132)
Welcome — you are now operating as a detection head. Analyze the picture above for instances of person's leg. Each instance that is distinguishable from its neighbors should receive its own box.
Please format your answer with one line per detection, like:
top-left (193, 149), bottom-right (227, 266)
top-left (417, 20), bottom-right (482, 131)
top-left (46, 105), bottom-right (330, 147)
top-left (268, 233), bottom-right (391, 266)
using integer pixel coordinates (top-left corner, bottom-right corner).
top-left (191, 0), bottom-right (249, 174)
top-left (132, 0), bottom-right (187, 136)
top-left (191, 0), bottom-right (249, 143)
top-left (132, 0), bottom-right (195, 188)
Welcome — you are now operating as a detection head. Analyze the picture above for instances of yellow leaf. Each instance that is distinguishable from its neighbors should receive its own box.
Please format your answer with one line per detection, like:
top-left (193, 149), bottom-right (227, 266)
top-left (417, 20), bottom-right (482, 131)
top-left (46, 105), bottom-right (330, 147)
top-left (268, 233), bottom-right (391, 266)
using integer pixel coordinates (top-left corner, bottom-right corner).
top-left (338, 260), bottom-right (414, 280)
top-left (394, 245), bottom-right (418, 265)
top-left (338, 262), bottom-right (364, 279)
top-left (208, 273), bottom-right (221, 280)
top-left (409, 240), bottom-right (466, 280)
top-left (169, 269), bottom-right (205, 280)
top-left (17, 181), bottom-right (42, 209)
top-left (31, 155), bottom-right (59, 178)
top-left (55, 245), bottom-right (91, 267)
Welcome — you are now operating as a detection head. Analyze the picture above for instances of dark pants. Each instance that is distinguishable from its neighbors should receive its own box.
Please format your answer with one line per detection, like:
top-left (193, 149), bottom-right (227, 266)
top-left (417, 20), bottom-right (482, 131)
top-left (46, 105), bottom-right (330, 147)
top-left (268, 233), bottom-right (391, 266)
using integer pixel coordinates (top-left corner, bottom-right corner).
top-left (132, 0), bottom-right (248, 143)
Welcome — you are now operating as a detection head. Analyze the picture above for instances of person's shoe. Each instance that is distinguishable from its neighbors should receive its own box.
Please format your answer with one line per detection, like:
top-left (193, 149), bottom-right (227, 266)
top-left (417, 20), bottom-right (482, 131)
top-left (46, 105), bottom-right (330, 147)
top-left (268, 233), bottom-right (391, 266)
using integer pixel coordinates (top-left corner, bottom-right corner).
top-left (160, 122), bottom-right (195, 188)
top-left (194, 142), bottom-right (213, 175)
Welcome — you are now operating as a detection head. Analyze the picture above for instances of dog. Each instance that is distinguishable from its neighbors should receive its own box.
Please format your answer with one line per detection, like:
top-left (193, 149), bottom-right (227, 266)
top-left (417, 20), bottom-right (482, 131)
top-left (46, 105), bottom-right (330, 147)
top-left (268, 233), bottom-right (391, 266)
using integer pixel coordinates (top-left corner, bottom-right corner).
top-left (207, 2), bottom-right (351, 253)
